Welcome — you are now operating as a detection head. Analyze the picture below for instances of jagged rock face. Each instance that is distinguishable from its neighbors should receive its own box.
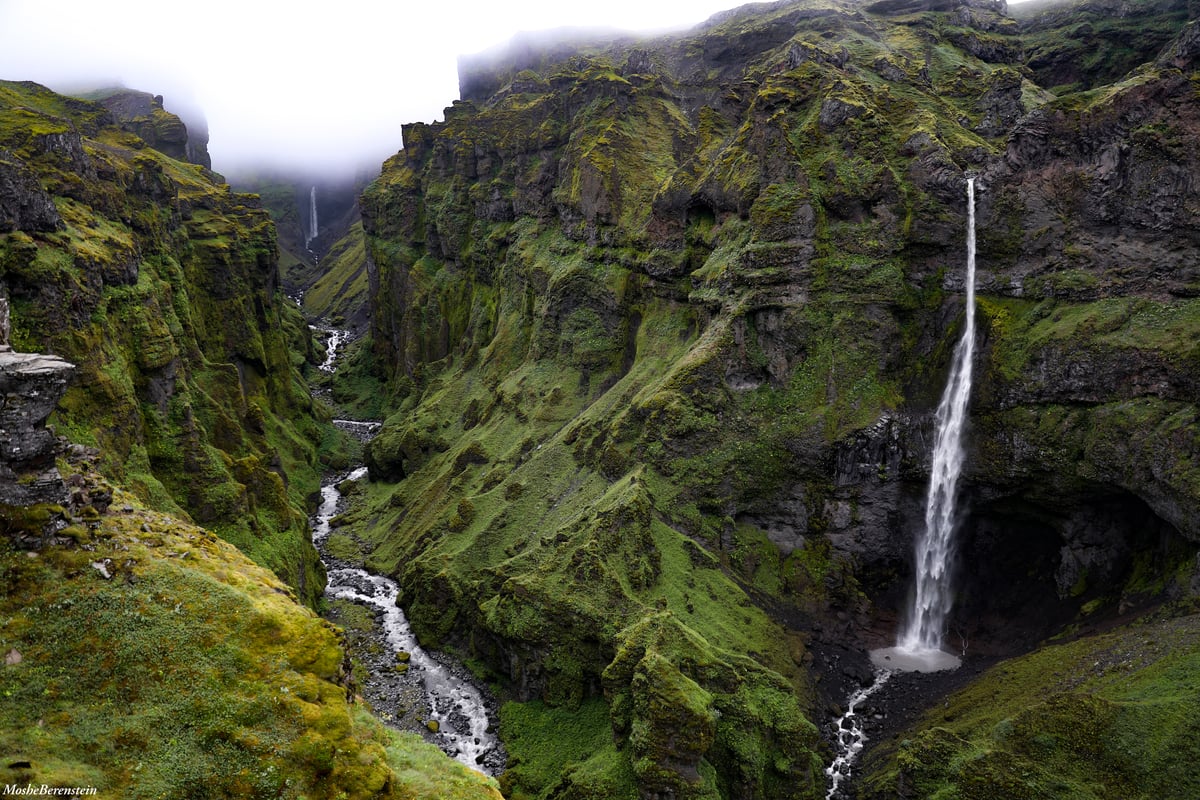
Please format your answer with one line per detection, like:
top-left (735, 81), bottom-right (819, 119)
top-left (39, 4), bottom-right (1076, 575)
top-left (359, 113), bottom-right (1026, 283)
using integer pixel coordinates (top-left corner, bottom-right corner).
top-left (0, 150), bottom-right (61, 233)
top-left (359, 1), bottom-right (1200, 798)
top-left (0, 350), bottom-right (74, 506)
top-left (0, 80), bottom-right (327, 606)
top-left (97, 89), bottom-right (212, 169)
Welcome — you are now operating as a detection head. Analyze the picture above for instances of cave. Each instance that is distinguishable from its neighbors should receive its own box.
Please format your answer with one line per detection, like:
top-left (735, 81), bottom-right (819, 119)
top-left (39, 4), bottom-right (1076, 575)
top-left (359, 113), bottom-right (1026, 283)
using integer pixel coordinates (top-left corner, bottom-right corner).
top-left (913, 488), bottom-right (1194, 657)
top-left (685, 199), bottom-right (717, 229)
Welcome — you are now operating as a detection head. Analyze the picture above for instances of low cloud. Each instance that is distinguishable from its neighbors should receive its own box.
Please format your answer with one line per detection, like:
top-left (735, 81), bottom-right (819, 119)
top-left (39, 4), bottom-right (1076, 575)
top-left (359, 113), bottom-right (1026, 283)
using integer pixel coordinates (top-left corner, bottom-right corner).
top-left (0, 0), bottom-right (736, 177)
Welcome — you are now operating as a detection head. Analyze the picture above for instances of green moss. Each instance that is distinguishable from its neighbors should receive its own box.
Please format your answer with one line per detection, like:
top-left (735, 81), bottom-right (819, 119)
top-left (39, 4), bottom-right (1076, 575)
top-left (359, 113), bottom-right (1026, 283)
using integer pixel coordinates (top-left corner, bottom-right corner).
top-left (864, 609), bottom-right (1200, 800)
top-left (499, 698), bottom-right (636, 800)
top-left (0, 80), bottom-right (333, 607)
top-left (0, 500), bottom-right (498, 800)
top-left (303, 222), bottom-right (371, 323)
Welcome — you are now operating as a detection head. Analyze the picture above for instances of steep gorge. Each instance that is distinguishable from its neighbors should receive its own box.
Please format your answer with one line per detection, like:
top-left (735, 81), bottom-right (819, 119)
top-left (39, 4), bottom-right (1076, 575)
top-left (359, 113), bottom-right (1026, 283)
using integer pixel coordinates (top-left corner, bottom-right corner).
top-left (1, 0), bottom-right (1198, 797)
top-left (0, 79), bottom-right (504, 798)
top-left (348, 0), bottom-right (1200, 797)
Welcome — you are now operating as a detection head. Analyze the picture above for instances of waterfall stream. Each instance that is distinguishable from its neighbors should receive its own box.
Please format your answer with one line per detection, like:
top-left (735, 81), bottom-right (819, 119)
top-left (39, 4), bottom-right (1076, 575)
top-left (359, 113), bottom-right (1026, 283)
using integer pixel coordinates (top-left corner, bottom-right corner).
top-left (870, 176), bottom-right (977, 673)
top-left (307, 185), bottom-right (319, 245)
top-left (313, 326), bottom-right (347, 373)
top-left (900, 176), bottom-right (977, 655)
top-left (824, 670), bottom-right (892, 800)
top-left (831, 177), bottom-right (977, 797)
top-left (311, 331), bottom-right (503, 775)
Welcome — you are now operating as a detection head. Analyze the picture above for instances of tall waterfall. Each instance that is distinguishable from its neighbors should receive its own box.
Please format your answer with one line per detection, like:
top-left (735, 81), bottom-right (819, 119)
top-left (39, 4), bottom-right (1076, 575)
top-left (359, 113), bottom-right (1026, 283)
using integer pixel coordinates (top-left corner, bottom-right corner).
top-left (307, 185), bottom-right (318, 244)
top-left (900, 176), bottom-right (977, 655)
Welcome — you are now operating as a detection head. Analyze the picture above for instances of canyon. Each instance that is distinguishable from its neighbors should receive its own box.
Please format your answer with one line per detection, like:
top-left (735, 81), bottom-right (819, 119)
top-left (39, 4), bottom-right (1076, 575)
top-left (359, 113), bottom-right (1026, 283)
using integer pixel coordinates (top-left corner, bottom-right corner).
top-left (1, 0), bottom-right (1199, 798)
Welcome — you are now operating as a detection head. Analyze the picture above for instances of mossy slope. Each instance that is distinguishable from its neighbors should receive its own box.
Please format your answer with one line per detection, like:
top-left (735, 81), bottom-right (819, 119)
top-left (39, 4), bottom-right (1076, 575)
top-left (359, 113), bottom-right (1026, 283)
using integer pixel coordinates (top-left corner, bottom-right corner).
top-left (0, 484), bottom-right (501, 800)
top-left (861, 605), bottom-right (1200, 800)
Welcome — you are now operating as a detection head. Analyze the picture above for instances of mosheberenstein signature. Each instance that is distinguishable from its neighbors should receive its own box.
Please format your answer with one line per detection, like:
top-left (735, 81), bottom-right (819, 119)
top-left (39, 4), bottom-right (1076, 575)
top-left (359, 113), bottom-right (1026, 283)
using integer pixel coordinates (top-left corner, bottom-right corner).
top-left (3, 786), bottom-right (98, 797)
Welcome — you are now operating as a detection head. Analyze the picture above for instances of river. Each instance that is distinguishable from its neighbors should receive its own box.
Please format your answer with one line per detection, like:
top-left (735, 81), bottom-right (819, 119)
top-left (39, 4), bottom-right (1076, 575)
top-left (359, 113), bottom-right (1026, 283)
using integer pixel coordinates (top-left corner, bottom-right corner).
top-left (309, 329), bottom-right (505, 775)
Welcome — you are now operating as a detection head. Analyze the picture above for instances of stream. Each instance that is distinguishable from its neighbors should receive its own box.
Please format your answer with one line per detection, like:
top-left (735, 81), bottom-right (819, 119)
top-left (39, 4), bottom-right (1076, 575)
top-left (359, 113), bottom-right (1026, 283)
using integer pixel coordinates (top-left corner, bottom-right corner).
top-left (824, 669), bottom-right (891, 799)
top-left (309, 328), bottom-right (505, 775)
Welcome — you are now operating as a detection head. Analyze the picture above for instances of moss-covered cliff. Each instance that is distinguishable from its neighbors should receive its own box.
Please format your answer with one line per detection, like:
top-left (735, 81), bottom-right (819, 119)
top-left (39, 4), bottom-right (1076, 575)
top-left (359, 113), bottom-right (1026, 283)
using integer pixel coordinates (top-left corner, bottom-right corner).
top-left (352, 0), bottom-right (1200, 797)
top-left (0, 79), bottom-right (330, 606)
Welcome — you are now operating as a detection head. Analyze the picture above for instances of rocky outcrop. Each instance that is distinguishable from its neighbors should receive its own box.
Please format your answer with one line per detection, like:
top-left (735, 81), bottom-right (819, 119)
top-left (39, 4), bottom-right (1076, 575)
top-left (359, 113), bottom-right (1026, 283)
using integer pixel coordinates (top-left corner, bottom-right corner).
top-left (0, 150), bottom-right (61, 233)
top-left (0, 349), bottom-right (74, 506)
top-left (97, 89), bottom-right (211, 168)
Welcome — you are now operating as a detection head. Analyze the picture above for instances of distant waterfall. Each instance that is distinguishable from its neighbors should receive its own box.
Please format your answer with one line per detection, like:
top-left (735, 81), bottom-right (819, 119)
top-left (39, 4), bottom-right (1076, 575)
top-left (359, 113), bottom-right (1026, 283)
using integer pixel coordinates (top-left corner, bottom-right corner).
top-left (899, 176), bottom-right (977, 654)
top-left (0, 288), bottom-right (10, 349)
top-left (307, 185), bottom-right (318, 244)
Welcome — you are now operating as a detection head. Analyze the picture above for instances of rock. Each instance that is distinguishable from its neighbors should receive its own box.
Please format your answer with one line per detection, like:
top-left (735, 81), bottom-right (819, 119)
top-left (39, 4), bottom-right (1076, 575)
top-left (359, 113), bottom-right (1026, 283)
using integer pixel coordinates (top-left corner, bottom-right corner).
top-left (0, 150), bottom-right (61, 233)
top-left (818, 97), bottom-right (866, 131)
top-left (1156, 20), bottom-right (1200, 71)
top-left (97, 89), bottom-right (211, 168)
top-left (4, 648), bottom-right (21, 665)
top-left (0, 350), bottom-right (75, 506)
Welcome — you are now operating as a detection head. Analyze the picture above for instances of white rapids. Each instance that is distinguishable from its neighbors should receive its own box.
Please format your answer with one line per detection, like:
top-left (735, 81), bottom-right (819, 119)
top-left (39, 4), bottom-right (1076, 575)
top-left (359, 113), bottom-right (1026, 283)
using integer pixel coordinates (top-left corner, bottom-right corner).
top-left (825, 670), bottom-right (892, 799)
top-left (314, 465), bottom-right (501, 772)
top-left (311, 326), bottom-right (348, 373)
top-left (310, 333), bottom-right (502, 773)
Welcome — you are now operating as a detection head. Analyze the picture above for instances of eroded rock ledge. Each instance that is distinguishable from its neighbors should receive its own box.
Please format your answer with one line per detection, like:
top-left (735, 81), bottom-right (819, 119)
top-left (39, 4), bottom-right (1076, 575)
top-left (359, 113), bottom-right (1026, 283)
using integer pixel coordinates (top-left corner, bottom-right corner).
top-left (0, 348), bottom-right (75, 506)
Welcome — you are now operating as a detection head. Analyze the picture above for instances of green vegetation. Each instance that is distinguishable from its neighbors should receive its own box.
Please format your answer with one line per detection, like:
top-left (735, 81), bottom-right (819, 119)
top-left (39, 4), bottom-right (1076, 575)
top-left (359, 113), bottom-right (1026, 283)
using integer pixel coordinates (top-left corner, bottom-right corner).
top-left (4, 0), bottom-right (1197, 798)
top-left (305, 221), bottom-right (371, 323)
top-left (351, 2), bottom-right (1200, 797)
top-left (862, 607), bottom-right (1200, 800)
top-left (0, 80), bottom-right (333, 606)
top-left (0, 487), bottom-right (501, 800)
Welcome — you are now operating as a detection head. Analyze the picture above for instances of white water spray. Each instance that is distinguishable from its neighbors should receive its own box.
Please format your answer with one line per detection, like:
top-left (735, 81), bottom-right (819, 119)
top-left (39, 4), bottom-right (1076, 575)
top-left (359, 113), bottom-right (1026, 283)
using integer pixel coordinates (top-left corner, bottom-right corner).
top-left (307, 185), bottom-right (319, 244)
top-left (903, 177), bottom-right (978, 655)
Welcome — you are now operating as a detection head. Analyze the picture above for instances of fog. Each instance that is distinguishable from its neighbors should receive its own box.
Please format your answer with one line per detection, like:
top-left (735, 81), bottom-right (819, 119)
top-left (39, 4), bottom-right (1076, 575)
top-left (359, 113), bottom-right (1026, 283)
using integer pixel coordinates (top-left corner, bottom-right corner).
top-left (0, 0), bottom-right (740, 177)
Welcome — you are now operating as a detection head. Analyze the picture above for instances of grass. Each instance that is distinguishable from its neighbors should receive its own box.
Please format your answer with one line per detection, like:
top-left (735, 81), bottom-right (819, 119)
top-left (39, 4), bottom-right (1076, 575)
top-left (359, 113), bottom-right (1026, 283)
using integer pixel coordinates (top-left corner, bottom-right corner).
top-left (499, 698), bottom-right (635, 800)
top-left (0, 487), bottom-right (501, 800)
top-left (304, 222), bottom-right (370, 323)
top-left (862, 607), bottom-right (1200, 800)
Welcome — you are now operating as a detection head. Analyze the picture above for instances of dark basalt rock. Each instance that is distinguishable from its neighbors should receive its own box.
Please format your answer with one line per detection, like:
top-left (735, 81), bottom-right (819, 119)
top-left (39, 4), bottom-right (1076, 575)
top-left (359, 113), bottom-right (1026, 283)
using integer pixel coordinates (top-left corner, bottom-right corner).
top-left (98, 89), bottom-right (211, 168)
top-left (0, 349), bottom-right (75, 506)
top-left (0, 150), bottom-right (61, 233)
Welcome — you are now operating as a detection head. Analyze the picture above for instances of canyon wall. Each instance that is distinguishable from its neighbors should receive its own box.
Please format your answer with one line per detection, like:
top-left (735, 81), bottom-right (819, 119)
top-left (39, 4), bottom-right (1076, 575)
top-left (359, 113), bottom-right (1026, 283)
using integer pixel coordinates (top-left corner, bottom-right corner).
top-left (356, 0), bottom-right (1199, 797)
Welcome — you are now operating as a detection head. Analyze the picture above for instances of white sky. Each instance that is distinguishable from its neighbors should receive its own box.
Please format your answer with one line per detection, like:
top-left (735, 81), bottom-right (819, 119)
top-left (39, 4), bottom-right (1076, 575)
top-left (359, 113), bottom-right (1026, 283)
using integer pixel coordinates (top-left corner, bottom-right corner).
top-left (0, 0), bottom-right (742, 175)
